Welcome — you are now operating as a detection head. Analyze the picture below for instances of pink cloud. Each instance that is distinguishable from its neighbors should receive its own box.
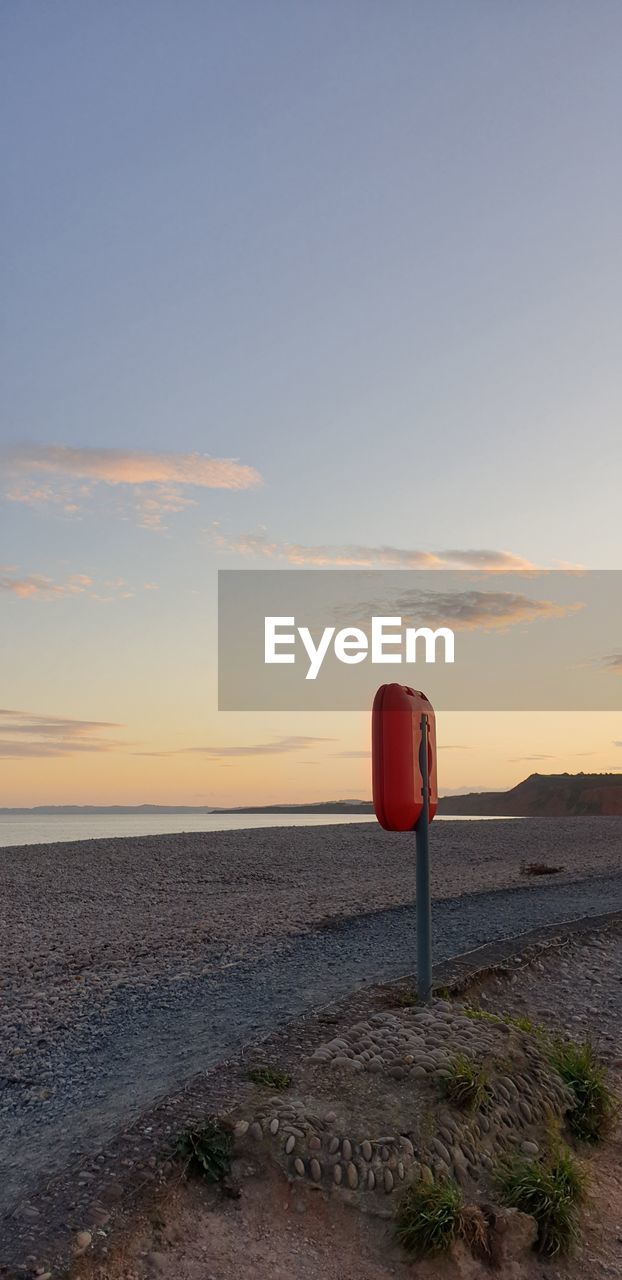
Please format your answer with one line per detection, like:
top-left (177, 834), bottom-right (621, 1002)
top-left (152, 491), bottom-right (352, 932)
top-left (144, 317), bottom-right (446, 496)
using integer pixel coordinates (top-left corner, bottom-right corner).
top-left (210, 529), bottom-right (539, 571)
top-left (5, 444), bottom-right (261, 490)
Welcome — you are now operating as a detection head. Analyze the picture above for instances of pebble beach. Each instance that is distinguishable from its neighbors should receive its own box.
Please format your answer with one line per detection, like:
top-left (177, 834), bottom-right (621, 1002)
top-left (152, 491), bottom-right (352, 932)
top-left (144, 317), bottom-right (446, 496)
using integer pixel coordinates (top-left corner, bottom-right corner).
top-left (2, 817), bottom-right (622, 1059)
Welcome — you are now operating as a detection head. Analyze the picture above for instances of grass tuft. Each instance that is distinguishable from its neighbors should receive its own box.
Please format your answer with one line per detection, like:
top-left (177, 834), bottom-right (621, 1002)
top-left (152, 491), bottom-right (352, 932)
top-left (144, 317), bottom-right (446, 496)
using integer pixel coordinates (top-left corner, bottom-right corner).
top-left (549, 1038), bottom-right (617, 1143)
top-left (441, 1053), bottom-right (493, 1110)
top-left (463, 1004), bottom-right (544, 1036)
top-left (497, 1146), bottom-right (586, 1256)
top-left (176, 1119), bottom-right (233, 1183)
top-left (458, 1203), bottom-right (490, 1258)
top-left (394, 1178), bottom-right (462, 1256)
top-left (247, 1065), bottom-right (293, 1090)
top-left (382, 986), bottom-right (418, 1008)
top-left (433, 985), bottom-right (451, 1000)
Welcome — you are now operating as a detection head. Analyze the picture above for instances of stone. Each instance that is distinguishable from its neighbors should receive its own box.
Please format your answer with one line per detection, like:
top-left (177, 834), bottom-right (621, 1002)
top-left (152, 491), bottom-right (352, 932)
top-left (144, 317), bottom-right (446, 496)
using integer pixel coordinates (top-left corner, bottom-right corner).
top-left (284, 1135), bottom-right (296, 1155)
top-left (269, 1118), bottom-right (279, 1135)
top-left (430, 1137), bottom-right (451, 1165)
top-left (384, 1169), bottom-right (394, 1193)
top-left (346, 1162), bottom-right (358, 1189)
top-left (342, 1138), bottom-right (352, 1160)
top-left (328, 1137), bottom-right (340, 1155)
top-left (310, 1158), bottom-right (322, 1182)
top-left (74, 1231), bottom-right (92, 1252)
top-left (518, 1100), bottom-right (533, 1124)
top-left (361, 1140), bottom-right (372, 1161)
top-left (294, 1158), bottom-right (305, 1176)
top-left (521, 1140), bottom-right (539, 1155)
top-left (309, 1135), bottom-right (322, 1151)
top-left (367, 1169), bottom-right (376, 1190)
top-left (333, 1164), bottom-right (343, 1185)
top-left (249, 1122), bottom-right (263, 1140)
top-left (489, 1208), bottom-right (538, 1265)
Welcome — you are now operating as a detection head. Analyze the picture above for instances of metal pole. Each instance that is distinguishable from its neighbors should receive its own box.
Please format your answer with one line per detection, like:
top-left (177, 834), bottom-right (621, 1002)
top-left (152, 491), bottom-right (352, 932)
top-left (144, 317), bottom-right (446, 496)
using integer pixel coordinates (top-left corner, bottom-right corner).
top-left (415, 713), bottom-right (432, 1003)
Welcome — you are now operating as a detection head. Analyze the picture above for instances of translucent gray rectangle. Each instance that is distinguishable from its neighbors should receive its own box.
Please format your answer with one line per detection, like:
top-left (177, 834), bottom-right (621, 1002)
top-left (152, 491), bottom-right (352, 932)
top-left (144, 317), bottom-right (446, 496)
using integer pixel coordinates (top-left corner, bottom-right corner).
top-left (218, 569), bottom-right (622, 711)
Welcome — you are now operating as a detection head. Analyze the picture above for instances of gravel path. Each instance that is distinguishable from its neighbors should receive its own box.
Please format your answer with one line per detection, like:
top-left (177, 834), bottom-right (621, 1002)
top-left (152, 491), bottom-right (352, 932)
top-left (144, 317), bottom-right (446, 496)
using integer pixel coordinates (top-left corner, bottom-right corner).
top-left (1, 818), bottom-right (622, 1229)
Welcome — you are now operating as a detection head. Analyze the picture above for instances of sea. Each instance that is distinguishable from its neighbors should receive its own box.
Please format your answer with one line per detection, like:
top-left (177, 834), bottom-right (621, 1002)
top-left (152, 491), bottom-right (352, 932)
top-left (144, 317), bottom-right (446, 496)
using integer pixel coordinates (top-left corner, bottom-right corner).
top-left (0, 811), bottom-right (516, 848)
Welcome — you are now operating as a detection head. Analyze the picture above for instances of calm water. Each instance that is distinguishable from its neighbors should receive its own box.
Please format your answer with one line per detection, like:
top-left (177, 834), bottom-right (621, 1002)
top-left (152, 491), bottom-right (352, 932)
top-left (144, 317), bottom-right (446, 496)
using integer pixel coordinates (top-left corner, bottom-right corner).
top-left (0, 811), bottom-right (518, 848)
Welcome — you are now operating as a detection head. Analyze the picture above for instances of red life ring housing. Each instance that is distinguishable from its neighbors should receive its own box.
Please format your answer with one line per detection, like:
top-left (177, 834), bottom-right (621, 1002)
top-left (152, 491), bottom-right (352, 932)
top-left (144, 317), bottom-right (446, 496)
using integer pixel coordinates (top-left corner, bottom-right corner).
top-left (372, 683), bottom-right (438, 831)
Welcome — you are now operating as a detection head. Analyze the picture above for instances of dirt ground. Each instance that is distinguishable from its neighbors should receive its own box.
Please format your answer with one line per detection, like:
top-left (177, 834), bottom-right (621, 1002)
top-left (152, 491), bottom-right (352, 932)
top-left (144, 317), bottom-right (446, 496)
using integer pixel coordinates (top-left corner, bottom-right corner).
top-left (74, 921), bottom-right (622, 1280)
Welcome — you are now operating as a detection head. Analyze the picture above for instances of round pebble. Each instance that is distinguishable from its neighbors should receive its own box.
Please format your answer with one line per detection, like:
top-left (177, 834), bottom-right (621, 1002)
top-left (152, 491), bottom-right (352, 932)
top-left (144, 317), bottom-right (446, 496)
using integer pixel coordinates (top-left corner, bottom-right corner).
top-left (346, 1162), bottom-right (358, 1189)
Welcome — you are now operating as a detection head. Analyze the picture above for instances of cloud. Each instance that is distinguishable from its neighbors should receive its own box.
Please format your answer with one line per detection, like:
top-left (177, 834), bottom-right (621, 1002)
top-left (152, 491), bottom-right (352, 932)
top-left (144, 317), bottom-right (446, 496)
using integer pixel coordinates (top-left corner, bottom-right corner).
top-left (510, 753), bottom-right (556, 762)
top-left (601, 654), bottom-right (622, 674)
top-left (0, 568), bottom-right (142, 601)
top-left (211, 529), bottom-right (538, 571)
top-left (334, 587), bottom-right (582, 632)
top-left (134, 735), bottom-right (335, 759)
top-left (5, 444), bottom-right (261, 490)
top-left (3, 444), bottom-right (261, 530)
top-left (0, 571), bottom-right (93, 600)
top-left (330, 749), bottom-right (372, 759)
top-left (0, 709), bottom-right (126, 757)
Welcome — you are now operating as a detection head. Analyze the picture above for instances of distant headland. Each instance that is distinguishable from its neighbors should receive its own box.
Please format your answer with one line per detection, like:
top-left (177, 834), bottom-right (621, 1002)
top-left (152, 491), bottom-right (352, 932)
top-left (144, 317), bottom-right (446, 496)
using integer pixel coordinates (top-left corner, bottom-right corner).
top-left (2, 774), bottom-right (622, 817)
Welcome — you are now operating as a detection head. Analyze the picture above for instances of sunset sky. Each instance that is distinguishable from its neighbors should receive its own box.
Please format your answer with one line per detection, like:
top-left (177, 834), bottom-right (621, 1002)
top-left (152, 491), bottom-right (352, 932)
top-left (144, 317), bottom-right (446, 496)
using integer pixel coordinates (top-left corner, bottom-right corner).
top-left (2, 2), bottom-right (621, 806)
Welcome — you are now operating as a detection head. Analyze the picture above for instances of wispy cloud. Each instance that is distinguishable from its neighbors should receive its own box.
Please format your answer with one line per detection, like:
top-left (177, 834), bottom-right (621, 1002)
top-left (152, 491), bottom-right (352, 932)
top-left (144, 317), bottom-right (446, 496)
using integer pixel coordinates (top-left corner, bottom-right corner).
top-left (333, 587), bottom-right (582, 632)
top-left (210, 528), bottom-right (538, 571)
top-left (0, 709), bottom-right (126, 758)
top-left (601, 653), bottom-right (622, 674)
top-left (510, 753), bottom-right (556, 762)
top-left (0, 571), bottom-right (94, 600)
top-left (3, 444), bottom-right (261, 529)
top-left (0, 568), bottom-right (146, 601)
top-left (134, 735), bottom-right (335, 759)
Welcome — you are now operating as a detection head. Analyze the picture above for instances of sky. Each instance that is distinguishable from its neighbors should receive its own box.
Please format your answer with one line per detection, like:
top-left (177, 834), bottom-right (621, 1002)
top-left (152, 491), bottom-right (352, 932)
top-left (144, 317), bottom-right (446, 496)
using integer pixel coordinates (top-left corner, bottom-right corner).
top-left (1, 1), bottom-right (621, 806)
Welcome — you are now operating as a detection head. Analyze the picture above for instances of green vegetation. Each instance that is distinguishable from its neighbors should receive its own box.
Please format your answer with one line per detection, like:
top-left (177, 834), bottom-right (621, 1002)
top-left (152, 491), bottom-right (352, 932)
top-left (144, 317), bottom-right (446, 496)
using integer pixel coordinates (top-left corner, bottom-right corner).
top-left (395, 1180), bottom-right (489, 1260)
top-left (497, 1146), bottom-right (586, 1257)
top-left (247, 1065), bottom-right (293, 1090)
top-left (394, 1178), bottom-right (462, 1256)
top-left (464, 1005), bottom-right (503, 1026)
top-left (441, 1053), bottom-right (493, 1110)
top-left (176, 1119), bottom-right (233, 1183)
top-left (549, 1038), bottom-right (617, 1143)
top-left (383, 986), bottom-right (418, 1008)
top-left (463, 1004), bottom-right (544, 1037)
top-left (433, 985), bottom-right (451, 1000)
